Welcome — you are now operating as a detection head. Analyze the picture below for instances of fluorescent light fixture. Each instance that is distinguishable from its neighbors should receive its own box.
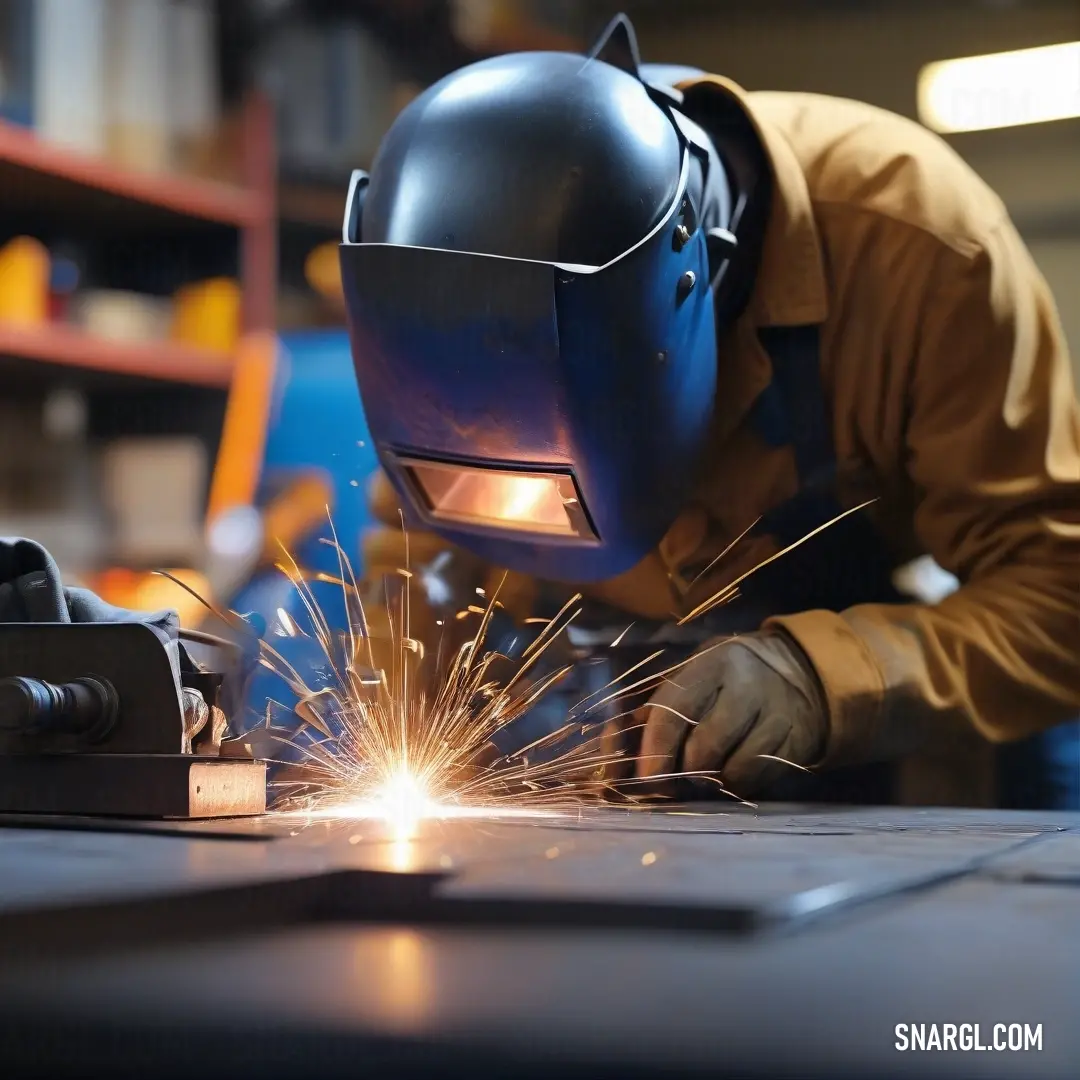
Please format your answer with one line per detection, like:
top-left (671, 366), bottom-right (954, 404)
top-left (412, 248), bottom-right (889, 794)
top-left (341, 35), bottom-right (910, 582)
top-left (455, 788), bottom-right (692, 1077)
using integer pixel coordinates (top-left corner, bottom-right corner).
top-left (918, 41), bottom-right (1080, 133)
top-left (401, 457), bottom-right (596, 539)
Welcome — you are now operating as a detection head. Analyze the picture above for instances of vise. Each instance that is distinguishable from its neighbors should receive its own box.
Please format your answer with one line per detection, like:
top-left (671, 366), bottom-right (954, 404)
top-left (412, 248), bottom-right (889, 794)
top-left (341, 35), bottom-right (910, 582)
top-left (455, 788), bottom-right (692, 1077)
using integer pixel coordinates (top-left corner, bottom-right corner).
top-left (0, 622), bottom-right (265, 818)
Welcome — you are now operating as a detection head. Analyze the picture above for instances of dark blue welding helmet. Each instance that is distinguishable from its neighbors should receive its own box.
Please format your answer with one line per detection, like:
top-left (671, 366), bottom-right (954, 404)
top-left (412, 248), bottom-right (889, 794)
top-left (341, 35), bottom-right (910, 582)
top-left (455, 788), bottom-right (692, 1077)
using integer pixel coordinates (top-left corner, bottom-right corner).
top-left (341, 15), bottom-right (755, 583)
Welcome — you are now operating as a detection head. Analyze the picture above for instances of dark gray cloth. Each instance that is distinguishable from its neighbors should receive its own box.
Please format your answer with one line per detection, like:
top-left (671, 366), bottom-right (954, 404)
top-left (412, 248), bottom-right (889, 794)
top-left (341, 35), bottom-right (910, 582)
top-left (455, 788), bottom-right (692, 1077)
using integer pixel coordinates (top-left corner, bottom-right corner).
top-left (0, 537), bottom-right (196, 690)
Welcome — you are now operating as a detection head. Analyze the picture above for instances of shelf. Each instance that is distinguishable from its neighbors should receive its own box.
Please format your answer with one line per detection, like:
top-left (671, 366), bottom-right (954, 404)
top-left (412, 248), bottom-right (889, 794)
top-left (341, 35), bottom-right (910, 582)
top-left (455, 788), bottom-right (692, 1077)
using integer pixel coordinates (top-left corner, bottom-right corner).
top-left (0, 119), bottom-right (270, 228)
top-left (0, 323), bottom-right (234, 388)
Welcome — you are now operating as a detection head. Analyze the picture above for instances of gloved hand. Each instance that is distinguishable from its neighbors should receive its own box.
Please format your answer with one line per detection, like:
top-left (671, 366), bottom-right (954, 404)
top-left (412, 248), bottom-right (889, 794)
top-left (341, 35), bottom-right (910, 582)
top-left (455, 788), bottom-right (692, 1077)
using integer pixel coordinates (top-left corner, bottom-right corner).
top-left (602, 630), bottom-right (829, 798)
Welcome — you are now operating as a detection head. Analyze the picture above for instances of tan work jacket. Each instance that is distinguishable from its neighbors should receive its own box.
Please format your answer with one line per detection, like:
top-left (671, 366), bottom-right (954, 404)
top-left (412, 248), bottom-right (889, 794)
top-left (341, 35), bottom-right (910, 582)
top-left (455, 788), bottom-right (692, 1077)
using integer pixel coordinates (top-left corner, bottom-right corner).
top-left (364, 77), bottom-right (1080, 770)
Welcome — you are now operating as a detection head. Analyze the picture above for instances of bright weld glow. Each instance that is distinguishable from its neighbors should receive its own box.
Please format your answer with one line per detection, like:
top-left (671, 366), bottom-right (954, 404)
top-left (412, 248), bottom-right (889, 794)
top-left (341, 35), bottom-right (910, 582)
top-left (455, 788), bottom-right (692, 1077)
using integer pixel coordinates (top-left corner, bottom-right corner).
top-left (389, 837), bottom-right (416, 870)
top-left (373, 766), bottom-right (438, 831)
top-left (918, 41), bottom-right (1080, 133)
top-left (301, 798), bottom-right (559, 825)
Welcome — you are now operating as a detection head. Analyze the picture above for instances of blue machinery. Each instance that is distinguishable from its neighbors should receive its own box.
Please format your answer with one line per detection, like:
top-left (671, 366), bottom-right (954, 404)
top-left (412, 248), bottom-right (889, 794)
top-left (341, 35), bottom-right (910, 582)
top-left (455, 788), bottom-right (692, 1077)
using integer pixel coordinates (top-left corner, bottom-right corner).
top-left (231, 330), bottom-right (380, 737)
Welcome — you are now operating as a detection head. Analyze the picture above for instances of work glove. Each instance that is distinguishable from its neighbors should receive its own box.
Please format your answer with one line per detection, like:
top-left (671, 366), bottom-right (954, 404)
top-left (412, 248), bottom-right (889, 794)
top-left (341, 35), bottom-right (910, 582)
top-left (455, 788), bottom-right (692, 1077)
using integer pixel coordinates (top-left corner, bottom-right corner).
top-left (602, 630), bottom-right (829, 798)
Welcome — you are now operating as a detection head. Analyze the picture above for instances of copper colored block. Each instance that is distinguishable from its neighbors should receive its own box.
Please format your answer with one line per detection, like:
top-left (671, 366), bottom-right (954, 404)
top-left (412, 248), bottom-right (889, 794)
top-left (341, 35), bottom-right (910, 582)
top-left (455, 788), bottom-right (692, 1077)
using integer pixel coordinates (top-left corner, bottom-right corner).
top-left (0, 755), bottom-right (266, 818)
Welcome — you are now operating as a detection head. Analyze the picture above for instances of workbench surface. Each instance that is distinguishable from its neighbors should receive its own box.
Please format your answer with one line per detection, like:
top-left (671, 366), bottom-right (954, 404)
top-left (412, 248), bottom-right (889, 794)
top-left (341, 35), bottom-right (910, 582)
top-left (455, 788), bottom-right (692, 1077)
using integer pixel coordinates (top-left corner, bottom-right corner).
top-left (0, 804), bottom-right (1076, 1079)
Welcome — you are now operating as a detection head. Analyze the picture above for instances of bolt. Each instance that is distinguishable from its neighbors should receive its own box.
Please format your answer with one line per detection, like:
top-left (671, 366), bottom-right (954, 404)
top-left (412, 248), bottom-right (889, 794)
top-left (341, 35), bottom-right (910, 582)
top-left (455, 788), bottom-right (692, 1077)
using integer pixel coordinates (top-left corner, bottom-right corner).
top-left (677, 270), bottom-right (696, 299)
top-left (673, 224), bottom-right (690, 251)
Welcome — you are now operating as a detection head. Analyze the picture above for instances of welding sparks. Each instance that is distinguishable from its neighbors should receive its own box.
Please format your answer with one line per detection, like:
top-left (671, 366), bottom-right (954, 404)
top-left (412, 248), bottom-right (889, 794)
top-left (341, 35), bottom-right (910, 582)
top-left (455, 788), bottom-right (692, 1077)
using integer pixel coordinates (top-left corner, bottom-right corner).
top-left (243, 500), bottom-right (865, 828)
top-left (257, 533), bottom-right (593, 822)
top-left (254, 526), bottom-right (740, 829)
top-left (276, 607), bottom-right (299, 638)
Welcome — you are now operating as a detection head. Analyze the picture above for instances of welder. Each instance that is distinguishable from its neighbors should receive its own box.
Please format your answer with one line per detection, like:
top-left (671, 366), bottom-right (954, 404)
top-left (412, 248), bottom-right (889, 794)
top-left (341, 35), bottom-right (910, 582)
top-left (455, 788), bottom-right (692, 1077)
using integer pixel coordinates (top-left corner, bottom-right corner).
top-left (340, 16), bottom-right (1080, 806)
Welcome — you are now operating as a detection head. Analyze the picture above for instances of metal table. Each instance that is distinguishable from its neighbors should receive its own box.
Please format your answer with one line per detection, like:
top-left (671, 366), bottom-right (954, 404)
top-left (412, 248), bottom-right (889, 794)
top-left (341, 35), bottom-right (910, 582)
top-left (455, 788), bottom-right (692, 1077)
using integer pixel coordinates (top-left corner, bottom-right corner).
top-left (0, 803), bottom-right (1076, 1079)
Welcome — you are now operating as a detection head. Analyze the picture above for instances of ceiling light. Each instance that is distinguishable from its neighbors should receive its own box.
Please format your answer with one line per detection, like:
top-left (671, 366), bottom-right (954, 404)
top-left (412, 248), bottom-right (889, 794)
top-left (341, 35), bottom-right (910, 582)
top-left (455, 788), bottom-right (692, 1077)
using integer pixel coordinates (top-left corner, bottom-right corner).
top-left (918, 41), bottom-right (1080, 133)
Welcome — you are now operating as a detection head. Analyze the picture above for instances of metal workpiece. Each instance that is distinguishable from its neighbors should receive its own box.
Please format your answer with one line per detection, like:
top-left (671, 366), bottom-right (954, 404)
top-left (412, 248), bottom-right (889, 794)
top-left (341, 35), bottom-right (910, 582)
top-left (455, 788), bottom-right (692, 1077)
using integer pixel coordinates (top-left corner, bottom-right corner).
top-left (0, 804), bottom-right (1076, 1080)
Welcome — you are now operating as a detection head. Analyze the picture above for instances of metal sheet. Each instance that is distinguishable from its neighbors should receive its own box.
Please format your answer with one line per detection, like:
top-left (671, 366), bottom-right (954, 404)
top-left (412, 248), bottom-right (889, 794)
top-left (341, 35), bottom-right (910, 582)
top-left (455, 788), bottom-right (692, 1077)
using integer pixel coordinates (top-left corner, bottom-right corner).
top-left (0, 826), bottom-right (329, 917)
top-left (0, 806), bottom-right (1051, 945)
top-left (0, 877), bottom-right (1076, 1079)
top-left (980, 833), bottom-right (1080, 885)
top-left (0, 806), bottom-right (1076, 1079)
top-left (429, 827), bottom-right (1035, 932)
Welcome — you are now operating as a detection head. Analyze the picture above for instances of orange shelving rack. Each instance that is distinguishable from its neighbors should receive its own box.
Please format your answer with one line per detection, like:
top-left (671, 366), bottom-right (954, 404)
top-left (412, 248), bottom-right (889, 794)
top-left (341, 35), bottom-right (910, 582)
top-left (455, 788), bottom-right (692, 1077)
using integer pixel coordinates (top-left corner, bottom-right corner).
top-left (0, 94), bottom-right (279, 618)
top-left (0, 93), bottom-right (277, 375)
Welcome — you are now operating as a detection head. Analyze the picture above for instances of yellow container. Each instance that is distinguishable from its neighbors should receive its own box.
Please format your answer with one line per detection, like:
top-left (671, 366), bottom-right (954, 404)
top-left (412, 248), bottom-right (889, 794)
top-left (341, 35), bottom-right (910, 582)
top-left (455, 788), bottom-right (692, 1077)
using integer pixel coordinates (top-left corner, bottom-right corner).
top-left (0, 236), bottom-right (50, 326)
top-left (304, 241), bottom-right (343, 304)
top-left (171, 277), bottom-right (242, 353)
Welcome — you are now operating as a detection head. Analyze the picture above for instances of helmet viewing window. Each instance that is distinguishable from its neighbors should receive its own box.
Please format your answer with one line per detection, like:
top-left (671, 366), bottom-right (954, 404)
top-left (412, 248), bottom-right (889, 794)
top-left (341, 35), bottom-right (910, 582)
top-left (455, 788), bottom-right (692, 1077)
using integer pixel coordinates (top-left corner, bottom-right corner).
top-left (399, 457), bottom-right (597, 541)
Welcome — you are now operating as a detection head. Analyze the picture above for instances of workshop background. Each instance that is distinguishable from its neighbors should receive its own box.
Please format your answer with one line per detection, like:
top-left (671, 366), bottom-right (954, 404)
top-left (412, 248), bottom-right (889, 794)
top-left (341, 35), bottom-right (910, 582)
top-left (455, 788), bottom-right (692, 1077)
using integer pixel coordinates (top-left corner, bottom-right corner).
top-left (0, 0), bottom-right (1077, 765)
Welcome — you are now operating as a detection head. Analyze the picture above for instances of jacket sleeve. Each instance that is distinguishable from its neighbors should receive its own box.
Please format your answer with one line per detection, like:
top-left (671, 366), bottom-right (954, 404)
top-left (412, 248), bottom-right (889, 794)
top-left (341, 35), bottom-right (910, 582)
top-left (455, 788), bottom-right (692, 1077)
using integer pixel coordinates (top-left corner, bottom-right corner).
top-left (768, 220), bottom-right (1080, 765)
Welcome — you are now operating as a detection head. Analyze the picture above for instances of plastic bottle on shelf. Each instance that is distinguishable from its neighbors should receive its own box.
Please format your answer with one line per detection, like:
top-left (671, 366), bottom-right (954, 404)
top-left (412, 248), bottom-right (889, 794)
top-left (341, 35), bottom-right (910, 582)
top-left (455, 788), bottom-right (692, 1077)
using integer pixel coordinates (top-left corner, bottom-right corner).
top-left (0, 236), bottom-right (50, 325)
top-left (32, 0), bottom-right (107, 154)
top-left (103, 0), bottom-right (173, 171)
top-left (171, 277), bottom-right (242, 353)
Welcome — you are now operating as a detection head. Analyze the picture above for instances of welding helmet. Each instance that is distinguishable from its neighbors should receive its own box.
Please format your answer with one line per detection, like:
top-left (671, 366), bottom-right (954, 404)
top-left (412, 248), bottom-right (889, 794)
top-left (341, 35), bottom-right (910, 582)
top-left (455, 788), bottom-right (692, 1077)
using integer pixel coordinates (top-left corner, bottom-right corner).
top-left (341, 15), bottom-right (754, 583)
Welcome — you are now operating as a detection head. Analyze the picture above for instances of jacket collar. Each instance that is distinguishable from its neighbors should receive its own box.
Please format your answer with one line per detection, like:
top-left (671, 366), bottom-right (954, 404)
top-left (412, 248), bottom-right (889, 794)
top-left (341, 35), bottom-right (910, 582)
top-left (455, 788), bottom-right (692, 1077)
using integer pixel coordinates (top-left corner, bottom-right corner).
top-left (677, 75), bottom-right (829, 328)
top-left (652, 76), bottom-right (829, 582)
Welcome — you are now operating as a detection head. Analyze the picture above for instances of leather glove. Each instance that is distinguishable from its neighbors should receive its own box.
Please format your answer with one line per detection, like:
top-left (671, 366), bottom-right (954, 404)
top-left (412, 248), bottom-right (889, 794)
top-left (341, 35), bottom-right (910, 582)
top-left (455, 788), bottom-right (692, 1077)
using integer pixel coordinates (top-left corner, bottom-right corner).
top-left (602, 630), bottom-right (829, 798)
